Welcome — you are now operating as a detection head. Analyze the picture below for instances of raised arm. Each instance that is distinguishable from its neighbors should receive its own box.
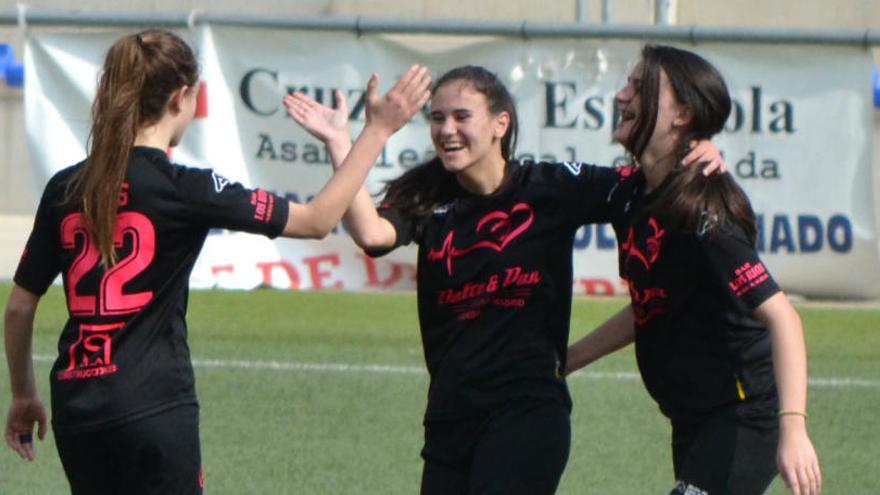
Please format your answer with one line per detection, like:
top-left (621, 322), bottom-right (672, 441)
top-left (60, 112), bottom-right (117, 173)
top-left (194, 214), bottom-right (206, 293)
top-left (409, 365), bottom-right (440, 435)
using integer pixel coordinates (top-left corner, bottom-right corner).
top-left (753, 292), bottom-right (822, 495)
top-left (284, 86), bottom-right (398, 250)
top-left (4, 284), bottom-right (47, 461)
top-left (279, 65), bottom-right (430, 240)
top-left (566, 305), bottom-right (635, 375)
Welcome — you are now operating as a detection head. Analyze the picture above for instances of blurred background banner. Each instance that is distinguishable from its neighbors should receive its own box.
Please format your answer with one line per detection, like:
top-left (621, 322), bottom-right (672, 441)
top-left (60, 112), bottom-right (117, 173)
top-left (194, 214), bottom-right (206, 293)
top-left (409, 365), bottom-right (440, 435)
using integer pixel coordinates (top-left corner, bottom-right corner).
top-left (23, 25), bottom-right (878, 298)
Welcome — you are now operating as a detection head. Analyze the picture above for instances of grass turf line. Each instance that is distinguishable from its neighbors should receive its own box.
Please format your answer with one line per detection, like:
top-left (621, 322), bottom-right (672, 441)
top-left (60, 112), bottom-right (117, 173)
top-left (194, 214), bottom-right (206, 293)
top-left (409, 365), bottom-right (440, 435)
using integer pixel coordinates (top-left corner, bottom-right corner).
top-left (0, 284), bottom-right (877, 494)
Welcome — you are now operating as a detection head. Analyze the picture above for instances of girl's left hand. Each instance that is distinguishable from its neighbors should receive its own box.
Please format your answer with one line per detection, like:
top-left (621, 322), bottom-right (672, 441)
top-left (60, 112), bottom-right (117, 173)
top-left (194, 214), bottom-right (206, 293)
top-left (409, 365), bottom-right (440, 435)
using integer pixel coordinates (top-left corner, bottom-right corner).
top-left (682, 139), bottom-right (727, 175)
top-left (284, 89), bottom-right (351, 145)
top-left (777, 418), bottom-right (822, 495)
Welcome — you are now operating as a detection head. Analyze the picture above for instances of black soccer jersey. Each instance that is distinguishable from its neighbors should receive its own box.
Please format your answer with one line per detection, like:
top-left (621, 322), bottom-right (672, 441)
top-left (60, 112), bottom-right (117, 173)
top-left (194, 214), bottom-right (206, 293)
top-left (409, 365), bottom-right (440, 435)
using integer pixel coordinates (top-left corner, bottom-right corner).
top-left (14, 146), bottom-right (289, 434)
top-left (608, 168), bottom-right (779, 420)
top-left (371, 160), bottom-right (620, 420)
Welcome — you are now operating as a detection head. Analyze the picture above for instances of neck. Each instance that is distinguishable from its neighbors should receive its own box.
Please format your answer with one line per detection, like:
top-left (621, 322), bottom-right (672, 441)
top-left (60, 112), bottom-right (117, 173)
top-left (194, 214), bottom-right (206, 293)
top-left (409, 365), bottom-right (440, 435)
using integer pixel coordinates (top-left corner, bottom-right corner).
top-left (456, 154), bottom-right (508, 195)
top-left (134, 124), bottom-right (173, 151)
top-left (640, 150), bottom-right (678, 193)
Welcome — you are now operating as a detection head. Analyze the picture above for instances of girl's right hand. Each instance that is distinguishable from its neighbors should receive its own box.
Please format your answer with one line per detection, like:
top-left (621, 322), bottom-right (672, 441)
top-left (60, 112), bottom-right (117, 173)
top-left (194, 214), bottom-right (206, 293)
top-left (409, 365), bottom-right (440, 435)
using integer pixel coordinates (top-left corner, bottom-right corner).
top-left (363, 65), bottom-right (431, 137)
top-left (4, 395), bottom-right (47, 462)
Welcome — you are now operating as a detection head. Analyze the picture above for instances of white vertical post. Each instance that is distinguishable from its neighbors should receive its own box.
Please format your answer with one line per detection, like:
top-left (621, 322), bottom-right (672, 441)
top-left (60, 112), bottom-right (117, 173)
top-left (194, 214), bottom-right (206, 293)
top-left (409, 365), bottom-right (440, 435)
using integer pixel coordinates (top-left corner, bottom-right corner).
top-left (576, 0), bottom-right (588, 23)
top-left (655, 0), bottom-right (673, 25)
top-left (601, 0), bottom-right (612, 23)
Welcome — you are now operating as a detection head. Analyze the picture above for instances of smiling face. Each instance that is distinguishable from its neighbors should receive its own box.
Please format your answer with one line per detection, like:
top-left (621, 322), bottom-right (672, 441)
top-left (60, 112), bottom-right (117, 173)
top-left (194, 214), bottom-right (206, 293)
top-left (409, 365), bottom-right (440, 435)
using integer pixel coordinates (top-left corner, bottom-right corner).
top-left (613, 62), bottom-right (689, 166)
top-left (429, 80), bottom-right (510, 179)
top-left (612, 62), bottom-right (644, 148)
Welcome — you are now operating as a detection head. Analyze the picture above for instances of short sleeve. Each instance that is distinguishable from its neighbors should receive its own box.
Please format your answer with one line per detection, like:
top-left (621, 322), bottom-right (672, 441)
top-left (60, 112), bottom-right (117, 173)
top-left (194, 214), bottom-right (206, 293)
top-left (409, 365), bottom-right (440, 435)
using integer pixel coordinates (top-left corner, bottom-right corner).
top-left (364, 205), bottom-right (416, 258)
top-left (702, 224), bottom-right (780, 310)
top-left (178, 168), bottom-right (289, 238)
top-left (532, 161), bottom-right (627, 226)
top-left (14, 179), bottom-right (62, 295)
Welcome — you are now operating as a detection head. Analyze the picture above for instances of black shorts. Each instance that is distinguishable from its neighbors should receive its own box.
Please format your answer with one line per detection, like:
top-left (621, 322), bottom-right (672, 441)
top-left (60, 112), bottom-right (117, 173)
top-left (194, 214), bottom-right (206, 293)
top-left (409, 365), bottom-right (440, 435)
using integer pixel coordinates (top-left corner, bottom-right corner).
top-left (669, 406), bottom-right (778, 495)
top-left (420, 399), bottom-right (570, 495)
top-left (55, 404), bottom-right (202, 495)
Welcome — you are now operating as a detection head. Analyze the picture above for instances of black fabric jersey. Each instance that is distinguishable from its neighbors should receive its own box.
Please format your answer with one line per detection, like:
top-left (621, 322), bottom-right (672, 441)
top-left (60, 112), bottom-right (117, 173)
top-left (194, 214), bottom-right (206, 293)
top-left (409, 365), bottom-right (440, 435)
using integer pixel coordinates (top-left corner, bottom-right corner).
top-left (608, 167), bottom-right (779, 420)
top-left (14, 146), bottom-right (289, 434)
top-left (371, 161), bottom-right (620, 420)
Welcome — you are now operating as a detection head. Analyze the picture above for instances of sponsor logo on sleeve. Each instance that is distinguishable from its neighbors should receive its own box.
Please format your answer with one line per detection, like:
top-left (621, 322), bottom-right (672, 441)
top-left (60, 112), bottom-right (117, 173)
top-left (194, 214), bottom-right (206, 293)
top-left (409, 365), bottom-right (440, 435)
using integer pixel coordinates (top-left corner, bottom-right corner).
top-left (212, 171), bottom-right (230, 193)
top-left (250, 189), bottom-right (275, 224)
top-left (729, 261), bottom-right (770, 297)
top-left (562, 161), bottom-right (584, 176)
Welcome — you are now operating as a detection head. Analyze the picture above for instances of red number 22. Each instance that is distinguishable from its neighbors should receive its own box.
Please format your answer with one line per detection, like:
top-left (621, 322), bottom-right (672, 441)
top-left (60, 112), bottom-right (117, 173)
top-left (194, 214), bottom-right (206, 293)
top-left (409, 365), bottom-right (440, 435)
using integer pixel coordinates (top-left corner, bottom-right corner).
top-left (60, 211), bottom-right (156, 316)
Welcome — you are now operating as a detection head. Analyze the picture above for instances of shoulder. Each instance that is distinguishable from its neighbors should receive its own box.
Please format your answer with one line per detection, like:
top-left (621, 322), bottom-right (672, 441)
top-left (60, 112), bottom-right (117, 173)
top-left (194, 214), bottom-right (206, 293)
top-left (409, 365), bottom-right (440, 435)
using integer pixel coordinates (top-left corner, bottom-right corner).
top-left (39, 161), bottom-right (82, 203)
top-left (696, 218), bottom-right (756, 254)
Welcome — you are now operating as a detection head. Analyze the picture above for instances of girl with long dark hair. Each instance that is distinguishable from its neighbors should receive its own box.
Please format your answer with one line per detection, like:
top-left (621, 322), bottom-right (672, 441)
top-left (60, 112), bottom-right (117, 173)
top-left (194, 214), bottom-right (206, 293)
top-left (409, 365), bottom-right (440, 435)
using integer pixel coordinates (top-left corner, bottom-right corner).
top-left (567, 45), bottom-right (822, 495)
top-left (286, 64), bottom-right (724, 494)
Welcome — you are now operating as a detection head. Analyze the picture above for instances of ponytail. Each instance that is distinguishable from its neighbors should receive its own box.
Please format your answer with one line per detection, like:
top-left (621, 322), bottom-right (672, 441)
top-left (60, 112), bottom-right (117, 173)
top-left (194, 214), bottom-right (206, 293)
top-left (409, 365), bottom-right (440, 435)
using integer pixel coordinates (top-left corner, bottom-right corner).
top-left (65, 30), bottom-right (198, 267)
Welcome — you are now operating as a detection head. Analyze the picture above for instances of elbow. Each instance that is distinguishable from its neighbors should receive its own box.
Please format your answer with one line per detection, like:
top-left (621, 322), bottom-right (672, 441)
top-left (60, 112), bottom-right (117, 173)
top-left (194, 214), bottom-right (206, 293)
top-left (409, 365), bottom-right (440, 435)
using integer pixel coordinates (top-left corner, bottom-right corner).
top-left (352, 230), bottom-right (393, 252)
top-left (309, 220), bottom-right (336, 240)
top-left (301, 222), bottom-right (335, 240)
top-left (283, 206), bottom-right (339, 239)
top-left (5, 301), bottom-right (37, 328)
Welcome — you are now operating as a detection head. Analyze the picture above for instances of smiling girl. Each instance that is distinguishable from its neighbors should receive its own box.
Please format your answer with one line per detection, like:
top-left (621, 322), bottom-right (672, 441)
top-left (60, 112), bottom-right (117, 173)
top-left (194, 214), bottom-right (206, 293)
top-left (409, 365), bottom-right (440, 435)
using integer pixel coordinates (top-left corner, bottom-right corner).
top-left (285, 64), bottom-right (723, 493)
top-left (567, 45), bottom-right (822, 495)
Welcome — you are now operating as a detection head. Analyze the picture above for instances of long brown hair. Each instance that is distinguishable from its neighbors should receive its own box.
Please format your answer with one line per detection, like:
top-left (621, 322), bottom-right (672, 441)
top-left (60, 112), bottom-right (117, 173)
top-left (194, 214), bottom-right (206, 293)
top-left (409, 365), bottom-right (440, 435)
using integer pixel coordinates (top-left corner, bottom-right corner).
top-left (381, 66), bottom-right (519, 229)
top-left (630, 45), bottom-right (757, 243)
top-left (65, 29), bottom-right (199, 266)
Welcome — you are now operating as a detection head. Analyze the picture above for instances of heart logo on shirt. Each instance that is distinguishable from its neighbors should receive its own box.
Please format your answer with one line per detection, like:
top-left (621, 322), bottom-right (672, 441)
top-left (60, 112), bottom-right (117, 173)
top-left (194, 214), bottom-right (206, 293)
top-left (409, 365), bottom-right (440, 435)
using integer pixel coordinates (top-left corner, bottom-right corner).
top-left (428, 202), bottom-right (534, 275)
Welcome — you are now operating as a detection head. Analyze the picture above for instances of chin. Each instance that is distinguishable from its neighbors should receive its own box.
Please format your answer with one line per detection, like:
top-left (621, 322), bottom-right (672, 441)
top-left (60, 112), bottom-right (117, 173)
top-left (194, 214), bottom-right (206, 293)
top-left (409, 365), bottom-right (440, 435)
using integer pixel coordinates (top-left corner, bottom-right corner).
top-left (440, 158), bottom-right (465, 173)
top-left (612, 131), bottom-right (632, 150)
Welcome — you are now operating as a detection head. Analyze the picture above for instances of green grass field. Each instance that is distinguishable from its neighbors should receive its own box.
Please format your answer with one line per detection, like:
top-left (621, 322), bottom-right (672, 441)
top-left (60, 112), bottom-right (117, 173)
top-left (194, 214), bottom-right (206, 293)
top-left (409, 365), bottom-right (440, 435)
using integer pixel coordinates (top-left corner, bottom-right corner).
top-left (1, 283), bottom-right (878, 494)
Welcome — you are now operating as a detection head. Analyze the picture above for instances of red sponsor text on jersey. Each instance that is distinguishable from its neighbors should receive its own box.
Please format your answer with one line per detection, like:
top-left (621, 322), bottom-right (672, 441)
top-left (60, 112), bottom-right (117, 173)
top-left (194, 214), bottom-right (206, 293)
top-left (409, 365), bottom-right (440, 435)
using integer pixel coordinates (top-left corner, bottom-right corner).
top-left (728, 261), bottom-right (770, 296)
top-left (250, 189), bottom-right (275, 224)
top-left (437, 265), bottom-right (540, 320)
top-left (58, 322), bottom-right (124, 381)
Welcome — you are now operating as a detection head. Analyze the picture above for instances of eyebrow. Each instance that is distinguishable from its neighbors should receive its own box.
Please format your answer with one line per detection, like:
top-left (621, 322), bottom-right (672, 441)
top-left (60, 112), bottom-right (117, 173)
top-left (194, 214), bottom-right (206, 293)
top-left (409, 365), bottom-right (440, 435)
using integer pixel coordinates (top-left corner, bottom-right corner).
top-left (430, 108), bottom-right (473, 116)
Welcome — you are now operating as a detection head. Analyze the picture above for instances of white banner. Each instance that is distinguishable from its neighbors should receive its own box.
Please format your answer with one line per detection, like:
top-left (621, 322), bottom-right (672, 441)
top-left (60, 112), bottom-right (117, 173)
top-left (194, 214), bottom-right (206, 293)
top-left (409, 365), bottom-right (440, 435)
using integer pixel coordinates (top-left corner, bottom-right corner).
top-left (24, 26), bottom-right (880, 298)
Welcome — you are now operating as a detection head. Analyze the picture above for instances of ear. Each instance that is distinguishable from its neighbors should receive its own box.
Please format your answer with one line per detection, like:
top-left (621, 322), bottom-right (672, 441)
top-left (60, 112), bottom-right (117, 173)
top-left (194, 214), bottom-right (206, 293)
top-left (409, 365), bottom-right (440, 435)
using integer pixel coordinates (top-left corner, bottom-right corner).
top-left (672, 105), bottom-right (692, 128)
top-left (167, 85), bottom-right (191, 114)
top-left (493, 111), bottom-right (511, 139)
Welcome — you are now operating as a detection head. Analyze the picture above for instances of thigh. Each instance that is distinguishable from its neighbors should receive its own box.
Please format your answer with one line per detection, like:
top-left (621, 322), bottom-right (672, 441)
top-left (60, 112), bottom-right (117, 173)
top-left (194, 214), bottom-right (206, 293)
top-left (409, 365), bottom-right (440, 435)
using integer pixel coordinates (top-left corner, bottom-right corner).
top-left (671, 410), bottom-right (778, 495)
top-left (468, 401), bottom-right (571, 495)
top-left (420, 416), bottom-right (480, 495)
top-left (116, 405), bottom-right (203, 495)
top-left (56, 431), bottom-right (119, 495)
top-left (55, 405), bottom-right (202, 495)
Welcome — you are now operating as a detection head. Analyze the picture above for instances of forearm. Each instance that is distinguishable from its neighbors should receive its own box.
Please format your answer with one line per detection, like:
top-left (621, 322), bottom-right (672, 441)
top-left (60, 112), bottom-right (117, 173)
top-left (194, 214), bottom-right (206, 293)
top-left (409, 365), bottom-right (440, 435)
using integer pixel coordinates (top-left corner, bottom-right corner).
top-left (4, 286), bottom-right (39, 398)
top-left (283, 125), bottom-right (391, 238)
top-left (566, 305), bottom-right (635, 375)
top-left (326, 134), bottom-right (396, 249)
top-left (758, 293), bottom-right (809, 415)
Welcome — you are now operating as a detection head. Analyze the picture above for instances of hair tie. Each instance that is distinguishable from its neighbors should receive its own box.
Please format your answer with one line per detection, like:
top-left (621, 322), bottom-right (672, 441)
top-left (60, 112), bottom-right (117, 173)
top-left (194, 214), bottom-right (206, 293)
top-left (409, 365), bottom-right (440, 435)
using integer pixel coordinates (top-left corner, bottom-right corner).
top-left (134, 33), bottom-right (145, 47)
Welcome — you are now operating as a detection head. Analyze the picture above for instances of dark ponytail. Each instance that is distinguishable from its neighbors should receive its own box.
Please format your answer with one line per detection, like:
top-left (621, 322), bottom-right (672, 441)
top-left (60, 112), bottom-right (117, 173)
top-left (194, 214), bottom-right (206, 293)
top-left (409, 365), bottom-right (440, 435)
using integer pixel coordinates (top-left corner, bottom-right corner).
top-left (66, 29), bottom-right (198, 266)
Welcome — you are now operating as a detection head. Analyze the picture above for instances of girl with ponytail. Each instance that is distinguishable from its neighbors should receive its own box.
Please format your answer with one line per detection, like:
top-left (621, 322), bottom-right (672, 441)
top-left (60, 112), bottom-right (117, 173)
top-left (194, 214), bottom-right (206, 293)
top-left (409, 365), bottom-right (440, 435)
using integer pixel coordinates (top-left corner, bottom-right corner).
top-left (5, 29), bottom-right (429, 494)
